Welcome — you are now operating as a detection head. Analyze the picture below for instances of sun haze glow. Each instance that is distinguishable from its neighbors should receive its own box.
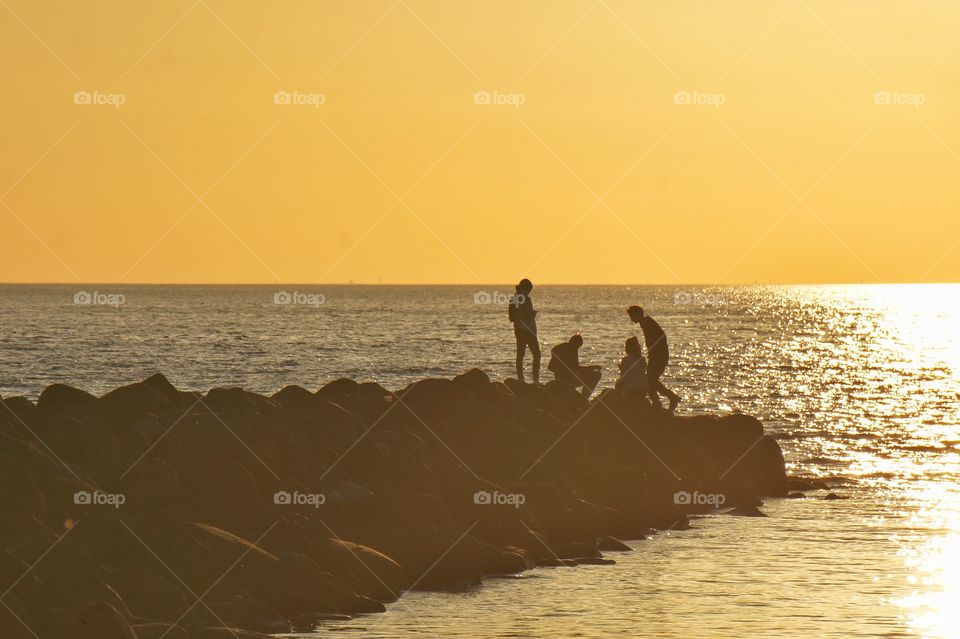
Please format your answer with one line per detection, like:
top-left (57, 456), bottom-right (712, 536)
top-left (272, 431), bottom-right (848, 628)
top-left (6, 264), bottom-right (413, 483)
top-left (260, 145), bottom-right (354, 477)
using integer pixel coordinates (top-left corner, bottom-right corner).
top-left (2, 1), bottom-right (959, 284)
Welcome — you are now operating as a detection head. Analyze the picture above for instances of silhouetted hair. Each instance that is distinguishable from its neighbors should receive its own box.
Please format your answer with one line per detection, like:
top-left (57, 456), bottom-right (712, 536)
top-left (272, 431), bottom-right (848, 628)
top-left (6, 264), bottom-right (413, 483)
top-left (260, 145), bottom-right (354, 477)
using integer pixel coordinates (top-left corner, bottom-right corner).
top-left (517, 279), bottom-right (533, 295)
top-left (625, 336), bottom-right (642, 356)
top-left (627, 305), bottom-right (644, 322)
top-left (569, 333), bottom-right (583, 348)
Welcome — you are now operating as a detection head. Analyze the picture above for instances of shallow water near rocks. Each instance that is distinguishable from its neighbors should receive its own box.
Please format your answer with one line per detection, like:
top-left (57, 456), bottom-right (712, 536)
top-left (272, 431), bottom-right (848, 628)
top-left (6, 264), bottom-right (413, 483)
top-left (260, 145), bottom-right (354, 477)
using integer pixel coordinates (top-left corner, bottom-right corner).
top-left (2, 283), bottom-right (958, 638)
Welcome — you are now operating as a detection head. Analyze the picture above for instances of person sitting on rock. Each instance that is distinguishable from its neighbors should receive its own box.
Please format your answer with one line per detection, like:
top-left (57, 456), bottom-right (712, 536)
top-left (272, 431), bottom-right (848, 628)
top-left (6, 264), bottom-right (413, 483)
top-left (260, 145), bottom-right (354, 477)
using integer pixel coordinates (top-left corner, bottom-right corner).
top-left (548, 333), bottom-right (601, 398)
top-left (627, 305), bottom-right (681, 411)
top-left (509, 278), bottom-right (540, 384)
top-left (615, 336), bottom-right (650, 402)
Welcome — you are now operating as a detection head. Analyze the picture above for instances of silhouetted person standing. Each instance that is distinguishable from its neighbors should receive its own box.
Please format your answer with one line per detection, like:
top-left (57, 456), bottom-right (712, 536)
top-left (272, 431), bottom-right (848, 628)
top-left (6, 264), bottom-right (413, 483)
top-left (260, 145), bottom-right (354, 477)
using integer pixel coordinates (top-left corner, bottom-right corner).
top-left (549, 333), bottom-right (601, 398)
top-left (627, 305), bottom-right (681, 411)
top-left (509, 279), bottom-right (540, 384)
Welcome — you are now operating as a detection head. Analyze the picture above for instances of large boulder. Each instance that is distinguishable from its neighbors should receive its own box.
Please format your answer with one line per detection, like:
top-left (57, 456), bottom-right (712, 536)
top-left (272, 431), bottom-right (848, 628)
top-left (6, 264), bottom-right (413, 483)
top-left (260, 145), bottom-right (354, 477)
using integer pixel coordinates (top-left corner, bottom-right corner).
top-left (99, 377), bottom-right (176, 427)
top-left (37, 384), bottom-right (98, 415)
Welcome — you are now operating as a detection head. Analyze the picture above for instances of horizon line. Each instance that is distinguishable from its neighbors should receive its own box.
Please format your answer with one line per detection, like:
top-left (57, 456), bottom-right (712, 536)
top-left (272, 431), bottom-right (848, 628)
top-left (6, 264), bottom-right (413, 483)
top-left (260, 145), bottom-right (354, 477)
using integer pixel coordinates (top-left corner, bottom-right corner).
top-left (1, 281), bottom-right (957, 287)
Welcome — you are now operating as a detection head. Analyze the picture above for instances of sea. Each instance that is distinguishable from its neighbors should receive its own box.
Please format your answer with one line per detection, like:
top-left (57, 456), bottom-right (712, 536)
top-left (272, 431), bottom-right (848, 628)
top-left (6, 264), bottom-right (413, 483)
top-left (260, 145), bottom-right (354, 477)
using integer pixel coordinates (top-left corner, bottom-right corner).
top-left (1, 283), bottom-right (958, 638)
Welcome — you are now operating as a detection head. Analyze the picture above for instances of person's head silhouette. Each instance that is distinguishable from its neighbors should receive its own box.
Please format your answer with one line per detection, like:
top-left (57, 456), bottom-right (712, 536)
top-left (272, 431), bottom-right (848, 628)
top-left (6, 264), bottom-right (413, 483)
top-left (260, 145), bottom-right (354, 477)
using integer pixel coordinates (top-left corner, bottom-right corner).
top-left (625, 336), bottom-right (642, 356)
top-left (517, 279), bottom-right (533, 296)
top-left (569, 333), bottom-right (583, 348)
top-left (627, 305), bottom-right (644, 323)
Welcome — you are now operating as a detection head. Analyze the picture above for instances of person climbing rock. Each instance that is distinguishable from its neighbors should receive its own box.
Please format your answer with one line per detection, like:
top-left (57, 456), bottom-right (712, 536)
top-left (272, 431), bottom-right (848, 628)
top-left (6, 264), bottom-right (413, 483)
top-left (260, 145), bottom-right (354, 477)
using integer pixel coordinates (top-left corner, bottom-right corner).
top-left (627, 305), bottom-right (681, 411)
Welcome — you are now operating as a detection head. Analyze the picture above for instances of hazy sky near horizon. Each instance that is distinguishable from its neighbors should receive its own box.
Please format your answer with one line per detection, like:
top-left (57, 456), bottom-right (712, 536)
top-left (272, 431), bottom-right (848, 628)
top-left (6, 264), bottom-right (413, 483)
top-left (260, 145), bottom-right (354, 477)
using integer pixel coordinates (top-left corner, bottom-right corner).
top-left (2, 0), bottom-right (959, 284)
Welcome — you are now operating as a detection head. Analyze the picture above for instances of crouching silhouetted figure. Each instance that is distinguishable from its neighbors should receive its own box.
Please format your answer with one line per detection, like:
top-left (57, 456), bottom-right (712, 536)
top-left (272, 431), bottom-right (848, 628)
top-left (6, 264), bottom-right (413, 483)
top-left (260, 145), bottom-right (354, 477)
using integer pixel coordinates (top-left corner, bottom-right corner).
top-left (615, 336), bottom-right (651, 404)
top-left (548, 333), bottom-right (601, 399)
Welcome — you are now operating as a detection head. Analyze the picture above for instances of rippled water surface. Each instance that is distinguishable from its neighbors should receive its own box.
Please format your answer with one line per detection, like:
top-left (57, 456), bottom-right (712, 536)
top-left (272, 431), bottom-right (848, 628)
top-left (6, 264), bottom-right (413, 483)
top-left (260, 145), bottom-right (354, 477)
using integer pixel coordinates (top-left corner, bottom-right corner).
top-left (1, 284), bottom-right (958, 638)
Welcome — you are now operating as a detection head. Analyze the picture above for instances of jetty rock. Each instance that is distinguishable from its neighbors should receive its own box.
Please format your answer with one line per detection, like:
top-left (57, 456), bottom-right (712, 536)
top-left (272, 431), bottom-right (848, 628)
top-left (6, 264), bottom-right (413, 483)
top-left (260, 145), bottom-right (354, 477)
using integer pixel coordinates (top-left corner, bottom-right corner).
top-left (0, 370), bottom-right (787, 636)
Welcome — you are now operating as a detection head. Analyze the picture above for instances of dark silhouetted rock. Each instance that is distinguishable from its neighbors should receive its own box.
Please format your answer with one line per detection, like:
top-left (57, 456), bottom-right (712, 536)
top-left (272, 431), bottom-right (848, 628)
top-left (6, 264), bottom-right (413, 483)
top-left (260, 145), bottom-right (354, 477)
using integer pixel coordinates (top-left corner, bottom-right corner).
top-left (3, 370), bottom-right (786, 636)
top-left (597, 536), bottom-right (633, 551)
top-left (37, 384), bottom-right (98, 414)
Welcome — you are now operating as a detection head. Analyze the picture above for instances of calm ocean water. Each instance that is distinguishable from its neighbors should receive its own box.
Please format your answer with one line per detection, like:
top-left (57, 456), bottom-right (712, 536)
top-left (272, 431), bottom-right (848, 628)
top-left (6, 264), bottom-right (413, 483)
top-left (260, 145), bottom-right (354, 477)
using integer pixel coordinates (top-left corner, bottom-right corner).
top-left (2, 283), bottom-right (959, 638)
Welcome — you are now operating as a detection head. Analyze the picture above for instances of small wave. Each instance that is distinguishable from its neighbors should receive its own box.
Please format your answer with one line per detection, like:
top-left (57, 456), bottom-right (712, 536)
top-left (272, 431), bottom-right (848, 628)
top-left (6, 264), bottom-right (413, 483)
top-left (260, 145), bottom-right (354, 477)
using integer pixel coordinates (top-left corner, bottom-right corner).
top-left (897, 444), bottom-right (952, 453)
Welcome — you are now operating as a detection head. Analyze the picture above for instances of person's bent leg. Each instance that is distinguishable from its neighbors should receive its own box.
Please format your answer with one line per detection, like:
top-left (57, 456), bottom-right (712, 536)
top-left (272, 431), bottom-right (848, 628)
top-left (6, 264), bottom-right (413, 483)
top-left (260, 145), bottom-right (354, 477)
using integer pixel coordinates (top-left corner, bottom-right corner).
top-left (646, 356), bottom-right (666, 408)
top-left (650, 352), bottom-right (680, 411)
top-left (658, 381), bottom-right (681, 411)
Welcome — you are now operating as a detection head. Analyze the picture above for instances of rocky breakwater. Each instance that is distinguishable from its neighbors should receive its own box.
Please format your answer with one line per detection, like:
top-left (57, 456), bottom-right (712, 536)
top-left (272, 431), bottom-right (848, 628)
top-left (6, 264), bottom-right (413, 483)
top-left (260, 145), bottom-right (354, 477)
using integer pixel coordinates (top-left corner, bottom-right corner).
top-left (0, 370), bottom-right (787, 638)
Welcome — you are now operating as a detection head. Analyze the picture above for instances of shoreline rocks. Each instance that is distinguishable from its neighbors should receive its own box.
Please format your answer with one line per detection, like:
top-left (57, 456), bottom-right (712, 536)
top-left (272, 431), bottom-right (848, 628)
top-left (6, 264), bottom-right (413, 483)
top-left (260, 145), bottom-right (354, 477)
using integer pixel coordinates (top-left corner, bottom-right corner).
top-left (0, 370), bottom-right (787, 637)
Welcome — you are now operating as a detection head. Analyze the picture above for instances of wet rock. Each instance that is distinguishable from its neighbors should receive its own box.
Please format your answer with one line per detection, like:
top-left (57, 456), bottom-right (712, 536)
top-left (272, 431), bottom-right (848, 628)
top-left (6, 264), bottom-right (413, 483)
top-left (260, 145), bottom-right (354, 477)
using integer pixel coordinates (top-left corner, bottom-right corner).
top-left (596, 536), bottom-right (633, 551)
top-left (310, 538), bottom-right (405, 602)
top-left (786, 478), bottom-right (821, 492)
top-left (535, 557), bottom-right (578, 567)
top-left (573, 557), bottom-right (616, 565)
top-left (725, 505), bottom-right (768, 517)
top-left (290, 612), bottom-right (352, 630)
top-left (551, 542), bottom-right (599, 560)
top-left (823, 493), bottom-right (849, 500)
top-left (263, 552), bottom-right (385, 617)
top-left (197, 597), bottom-right (291, 634)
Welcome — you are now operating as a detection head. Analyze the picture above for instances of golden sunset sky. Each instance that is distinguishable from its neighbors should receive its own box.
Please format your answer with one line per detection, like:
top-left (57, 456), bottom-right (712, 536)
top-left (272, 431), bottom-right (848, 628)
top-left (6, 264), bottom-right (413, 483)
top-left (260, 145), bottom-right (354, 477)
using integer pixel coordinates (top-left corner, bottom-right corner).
top-left (2, 0), bottom-right (959, 284)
